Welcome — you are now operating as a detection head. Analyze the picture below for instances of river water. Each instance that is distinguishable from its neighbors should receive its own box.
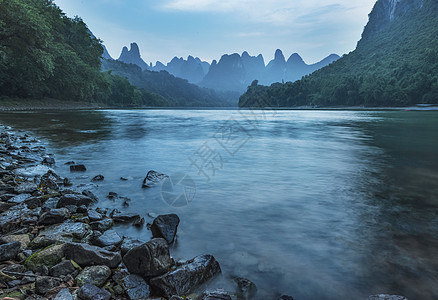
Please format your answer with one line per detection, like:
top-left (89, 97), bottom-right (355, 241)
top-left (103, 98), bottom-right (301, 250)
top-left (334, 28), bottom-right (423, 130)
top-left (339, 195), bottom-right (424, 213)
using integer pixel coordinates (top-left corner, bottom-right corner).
top-left (1, 109), bottom-right (437, 299)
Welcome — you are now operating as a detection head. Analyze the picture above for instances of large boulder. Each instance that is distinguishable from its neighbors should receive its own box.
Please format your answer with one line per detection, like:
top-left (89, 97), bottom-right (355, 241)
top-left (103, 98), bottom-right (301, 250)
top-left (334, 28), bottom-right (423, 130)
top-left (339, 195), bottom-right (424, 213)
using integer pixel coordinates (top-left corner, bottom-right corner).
top-left (75, 265), bottom-right (111, 287)
top-left (0, 241), bottom-right (21, 261)
top-left (25, 244), bottom-right (65, 271)
top-left (142, 170), bottom-right (168, 188)
top-left (64, 242), bottom-right (122, 269)
top-left (78, 283), bottom-right (111, 300)
top-left (57, 194), bottom-right (95, 208)
top-left (149, 254), bottom-right (221, 298)
top-left (151, 214), bottom-right (180, 244)
top-left (38, 208), bottom-right (71, 225)
top-left (31, 222), bottom-right (90, 248)
top-left (123, 238), bottom-right (173, 278)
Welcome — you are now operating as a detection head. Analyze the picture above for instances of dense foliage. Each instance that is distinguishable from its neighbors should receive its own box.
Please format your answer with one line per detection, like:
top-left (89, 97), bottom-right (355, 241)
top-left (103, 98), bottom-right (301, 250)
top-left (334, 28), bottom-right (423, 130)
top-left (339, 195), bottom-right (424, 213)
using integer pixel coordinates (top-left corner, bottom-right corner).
top-left (239, 0), bottom-right (438, 107)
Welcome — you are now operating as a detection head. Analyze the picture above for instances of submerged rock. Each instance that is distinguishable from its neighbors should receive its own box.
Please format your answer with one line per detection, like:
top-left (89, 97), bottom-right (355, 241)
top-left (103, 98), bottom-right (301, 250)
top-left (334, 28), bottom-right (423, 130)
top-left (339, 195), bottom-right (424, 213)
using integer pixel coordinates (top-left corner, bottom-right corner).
top-left (91, 175), bottom-right (104, 182)
top-left (149, 254), bottom-right (221, 298)
top-left (142, 170), bottom-right (168, 188)
top-left (78, 283), bottom-right (111, 300)
top-left (151, 214), bottom-right (180, 244)
top-left (76, 265), bottom-right (111, 287)
top-left (70, 164), bottom-right (87, 172)
top-left (64, 242), bottom-right (122, 268)
top-left (123, 238), bottom-right (173, 278)
top-left (234, 277), bottom-right (257, 300)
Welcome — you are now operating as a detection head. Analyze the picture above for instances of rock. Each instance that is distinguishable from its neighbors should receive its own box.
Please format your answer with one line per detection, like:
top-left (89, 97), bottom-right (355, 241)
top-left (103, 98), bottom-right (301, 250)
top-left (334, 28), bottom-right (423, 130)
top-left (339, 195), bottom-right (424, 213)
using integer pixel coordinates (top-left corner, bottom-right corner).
top-left (0, 201), bottom-right (17, 213)
top-left (121, 274), bottom-right (150, 300)
top-left (91, 175), bottom-right (104, 182)
top-left (90, 218), bottom-right (114, 232)
top-left (70, 164), bottom-right (86, 172)
top-left (39, 170), bottom-right (60, 192)
top-left (35, 276), bottom-right (62, 295)
top-left (76, 265), bottom-right (111, 287)
top-left (120, 177), bottom-right (128, 181)
top-left (63, 178), bottom-right (72, 187)
top-left (8, 193), bottom-right (32, 203)
top-left (14, 181), bottom-right (38, 194)
top-left (87, 209), bottom-right (102, 222)
top-left (202, 289), bottom-right (232, 300)
top-left (234, 277), bottom-right (257, 300)
top-left (25, 196), bottom-right (42, 209)
top-left (82, 190), bottom-right (98, 202)
top-left (50, 260), bottom-right (76, 277)
top-left (64, 242), bottom-right (122, 268)
top-left (42, 157), bottom-right (55, 166)
top-left (57, 194), bottom-right (95, 208)
top-left (149, 254), bottom-right (221, 298)
top-left (151, 214), bottom-right (180, 244)
top-left (38, 208), bottom-right (71, 225)
top-left (111, 210), bottom-right (142, 224)
top-left (54, 288), bottom-right (73, 300)
top-left (277, 296), bottom-right (294, 300)
top-left (0, 203), bottom-right (39, 234)
top-left (142, 170), bottom-right (168, 188)
top-left (367, 295), bottom-right (409, 300)
top-left (0, 234), bottom-right (30, 249)
top-left (31, 222), bottom-right (90, 248)
top-left (78, 283), bottom-right (111, 300)
top-left (64, 161), bottom-right (75, 165)
top-left (42, 197), bottom-right (59, 211)
top-left (120, 237), bottom-right (145, 256)
top-left (93, 230), bottom-right (122, 248)
top-left (25, 244), bottom-right (65, 271)
top-left (0, 241), bottom-right (21, 261)
top-left (123, 238), bottom-right (173, 277)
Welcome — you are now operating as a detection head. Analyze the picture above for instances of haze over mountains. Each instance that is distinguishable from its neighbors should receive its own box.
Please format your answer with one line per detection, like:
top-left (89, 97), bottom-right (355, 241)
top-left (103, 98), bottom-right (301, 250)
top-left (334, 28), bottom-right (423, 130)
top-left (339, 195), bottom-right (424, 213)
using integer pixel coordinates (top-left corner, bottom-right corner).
top-left (104, 43), bottom-right (339, 93)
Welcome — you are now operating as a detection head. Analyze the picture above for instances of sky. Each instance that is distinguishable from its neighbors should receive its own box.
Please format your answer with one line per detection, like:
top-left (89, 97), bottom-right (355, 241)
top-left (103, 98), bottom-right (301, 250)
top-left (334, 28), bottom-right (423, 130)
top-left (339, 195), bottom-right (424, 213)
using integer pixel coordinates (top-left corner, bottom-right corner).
top-left (53, 0), bottom-right (376, 66)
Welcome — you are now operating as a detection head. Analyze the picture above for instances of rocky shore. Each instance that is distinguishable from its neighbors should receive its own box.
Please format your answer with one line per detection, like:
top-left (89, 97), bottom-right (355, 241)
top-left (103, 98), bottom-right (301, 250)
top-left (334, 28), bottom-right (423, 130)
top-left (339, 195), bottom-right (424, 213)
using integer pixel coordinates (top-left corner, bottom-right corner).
top-left (0, 123), bottom-right (409, 300)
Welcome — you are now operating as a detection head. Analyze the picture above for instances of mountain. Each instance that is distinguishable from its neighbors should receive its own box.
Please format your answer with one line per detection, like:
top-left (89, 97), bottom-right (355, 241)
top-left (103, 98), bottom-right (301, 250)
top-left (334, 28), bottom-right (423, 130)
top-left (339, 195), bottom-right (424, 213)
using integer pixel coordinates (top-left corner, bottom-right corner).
top-left (102, 45), bottom-right (113, 60)
top-left (151, 56), bottom-right (210, 83)
top-left (118, 42), bottom-right (149, 70)
top-left (239, 0), bottom-right (438, 107)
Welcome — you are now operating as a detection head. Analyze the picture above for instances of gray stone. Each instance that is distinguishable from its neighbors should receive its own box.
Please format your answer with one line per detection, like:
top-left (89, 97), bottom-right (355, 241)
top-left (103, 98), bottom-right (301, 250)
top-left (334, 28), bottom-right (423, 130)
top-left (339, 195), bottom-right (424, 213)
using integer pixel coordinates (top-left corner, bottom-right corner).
top-left (31, 222), bottom-right (90, 248)
top-left (93, 230), bottom-right (122, 248)
top-left (76, 265), bottom-right (111, 287)
top-left (90, 218), bottom-right (114, 232)
top-left (202, 289), bottom-right (232, 300)
top-left (151, 214), bottom-right (180, 244)
top-left (0, 234), bottom-right (30, 249)
top-left (367, 295), bottom-right (408, 300)
top-left (111, 210), bottom-right (142, 224)
top-left (50, 260), bottom-right (76, 277)
top-left (70, 164), bottom-right (86, 172)
top-left (77, 283), bottom-right (111, 300)
top-left (120, 237), bottom-right (145, 256)
top-left (57, 194), bottom-right (95, 208)
top-left (38, 208), bottom-right (71, 225)
top-left (8, 193), bottom-right (32, 203)
top-left (54, 288), bottom-right (73, 300)
top-left (0, 241), bottom-right (21, 261)
top-left (87, 210), bottom-right (103, 222)
top-left (64, 242), bottom-right (122, 268)
top-left (35, 276), bottom-right (62, 295)
top-left (121, 274), bottom-right (150, 300)
top-left (149, 254), bottom-right (221, 298)
top-left (0, 203), bottom-right (39, 234)
top-left (123, 238), bottom-right (173, 278)
top-left (25, 244), bottom-right (65, 271)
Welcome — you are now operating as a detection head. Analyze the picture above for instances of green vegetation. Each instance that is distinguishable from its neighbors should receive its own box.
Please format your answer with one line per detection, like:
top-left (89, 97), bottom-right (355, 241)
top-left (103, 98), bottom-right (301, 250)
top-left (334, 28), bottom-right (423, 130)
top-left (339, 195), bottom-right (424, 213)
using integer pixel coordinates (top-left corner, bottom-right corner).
top-left (239, 0), bottom-right (438, 107)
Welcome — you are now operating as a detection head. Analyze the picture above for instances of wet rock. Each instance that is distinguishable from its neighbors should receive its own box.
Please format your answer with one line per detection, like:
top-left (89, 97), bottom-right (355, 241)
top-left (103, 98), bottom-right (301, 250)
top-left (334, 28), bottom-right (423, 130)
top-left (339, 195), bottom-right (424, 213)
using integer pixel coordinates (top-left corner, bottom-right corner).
top-left (123, 238), bottom-right (173, 277)
top-left (367, 295), bottom-right (408, 300)
top-left (42, 197), bottom-right (59, 211)
top-left (202, 289), bottom-right (232, 300)
top-left (70, 164), bottom-right (86, 172)
top-left (35, 276), bottom-right (62, 295)
top-left (90, 218), bottom-right (114, 233)
top-left (76, 265), bottom-right (111, 287)
top-left (149, 254), bottom-right (221, 298)
top-left (0, 234), bottom-right (30, 249)
top-left (63, 178), bottom-right (72, 187)
top-left (25, 196), bottom-right (42, 209)
top-left (31, 222), bottom-right (90, 248)
top-left (50, 260), bottom-right (76, 277)
top-left (0, 201), bottom-right (17, 213)
top-left (54, 288), bottom-right (73, 300)
top-left (93, 230), bottom-right (122, 248)
top-left (57, 194), bottom-right (95, 208)
top-left (39, 170), bottom-right (60, 192)
top-left (277, 295), bottom-right (294, 300)
top-left (107, 192), bottom-right (118, 200)
top-left (0, 241), bottom-right (21, 261)
top-left (14, 181), bottom-right (38, 194)
top-left (151, 214), bottom-right (180, 244)
top-left (87, 209), bottom-right (103, 222)
top-left (0, 203), bottom-right (38, 234)
top-left (64, 242), bottom-right (122, 268)
top-left (120, 177), bottom-right (128, 181)
top-left (142, 170), bottom-right (168, 188)
top-left (25, 244), bottom-right (65, 271)
top-left (121, 274), bottom-right (150, 300)
top-left (38, 208), bottom-right (71, 225)
top-left (120, 237), bottom-right (145, 256)
top-left (91, 175), bottom-right (104, 182)
top-left (78, 283), bottom-right (111, 300)
top-left (8, 193), bottom-right (32, 204)
top-left (64, 161), bottom-right (75, 165)
top-left (42, 156), bottom-right (55, 166)
top-left (110, 210), bottom-right (142, 224)
top-left (233, 277), bottom-right (257, 300)
top-left (82, 190), bottom-right (98, 202)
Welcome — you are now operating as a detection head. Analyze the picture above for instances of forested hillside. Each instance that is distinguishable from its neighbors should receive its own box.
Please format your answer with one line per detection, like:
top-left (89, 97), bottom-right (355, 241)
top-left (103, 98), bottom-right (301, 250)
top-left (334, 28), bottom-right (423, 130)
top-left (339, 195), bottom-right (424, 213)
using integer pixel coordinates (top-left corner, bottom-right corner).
top-left (239, 0), bottom-right (438, 107)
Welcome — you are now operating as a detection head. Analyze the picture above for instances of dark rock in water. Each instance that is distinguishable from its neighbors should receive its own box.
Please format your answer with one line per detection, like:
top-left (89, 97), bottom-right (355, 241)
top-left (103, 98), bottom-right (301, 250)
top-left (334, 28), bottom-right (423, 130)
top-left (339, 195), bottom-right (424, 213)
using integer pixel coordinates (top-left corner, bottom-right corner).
top-left (367, 295), bottom-right (408, 300)
top-left (123, 238), bottom-right (173, 277)
top-left (121, 237), bottom-right (145, 256)
top-left (31, 222), bottom-right (90, 248)
top-left (54, 288), bottom-right (73, 300)
top-left (111, 210), bottom-right (141, 224)
top-left (76, 265), bottom-right (111, 287)
top-left (70, 164), bottom-right (86, 172)
top-left (93, 229), bottom-right (122, 248)
top-left (90, 218), bottom-right (114, 232)
top-left (78, 283), bottom-right (111, 300)
top-left (38, 208), bottom-right (71, 225)
top-left (35, 276), bottom-right (62, 295)
top-left (120, 177), bottom-right (128, 181)
top-left (149, 254), bottom-right (221, 298)
top-left (63, 178), bottom-right (72, 187)
top-left (233, 277), bottom-right (257, 300)
top-left (57, 194), bottom-right (95, 208)
top-left (0, 241), bottom-right (21, 261)
top-left (91, 175), bottom-right (104, 182)
top-left (278, 296), bottom-right (294, 300)
top-left (64, 161), bottom-right (75, 165)
top-left (50, 260), bottom-right (76, 277)
top-left (151, 214), bottom-right (180, 244)
top-left (202, 289), bottom-right (232, 300)
top-left (121, 274), bottom-right (150, 299)
top-left (88, 209), bottom-right (103, 222)
top-left (133, 217), bottom-right (145, 227)
top-left (107, 192), bottom-right (118, 200)
top-left (142, 170), bottom-right (168, 188)
top-left (42, 156), bottom-right (55, 166)
top-left (64, 242), bottom-right (122, 268)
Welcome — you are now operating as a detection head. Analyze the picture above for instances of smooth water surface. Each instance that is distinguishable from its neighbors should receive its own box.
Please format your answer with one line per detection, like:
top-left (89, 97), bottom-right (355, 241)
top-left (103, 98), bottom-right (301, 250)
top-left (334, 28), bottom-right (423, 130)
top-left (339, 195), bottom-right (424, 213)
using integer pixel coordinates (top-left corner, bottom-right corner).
top-left (1, 109), bottom-right (437, 299)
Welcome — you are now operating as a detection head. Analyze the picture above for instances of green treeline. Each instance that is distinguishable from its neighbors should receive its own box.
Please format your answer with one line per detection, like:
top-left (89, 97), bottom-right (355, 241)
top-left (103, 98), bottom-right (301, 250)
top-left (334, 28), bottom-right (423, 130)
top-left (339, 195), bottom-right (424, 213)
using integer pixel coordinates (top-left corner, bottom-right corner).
top-left (239, 0), bottom-right (438, 107)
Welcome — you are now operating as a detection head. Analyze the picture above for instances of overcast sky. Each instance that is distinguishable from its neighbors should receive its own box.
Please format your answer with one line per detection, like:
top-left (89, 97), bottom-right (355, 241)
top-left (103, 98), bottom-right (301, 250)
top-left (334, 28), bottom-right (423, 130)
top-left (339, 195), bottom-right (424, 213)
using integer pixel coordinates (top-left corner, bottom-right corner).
top-left (53, 0), bottom-right (376, 65)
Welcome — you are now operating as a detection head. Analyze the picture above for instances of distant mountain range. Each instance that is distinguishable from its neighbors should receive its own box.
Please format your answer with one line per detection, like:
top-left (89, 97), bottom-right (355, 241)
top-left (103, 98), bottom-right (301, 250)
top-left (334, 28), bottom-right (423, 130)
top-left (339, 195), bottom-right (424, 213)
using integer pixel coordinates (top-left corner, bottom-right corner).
top-left (104, 44), bottom-right (339, 93)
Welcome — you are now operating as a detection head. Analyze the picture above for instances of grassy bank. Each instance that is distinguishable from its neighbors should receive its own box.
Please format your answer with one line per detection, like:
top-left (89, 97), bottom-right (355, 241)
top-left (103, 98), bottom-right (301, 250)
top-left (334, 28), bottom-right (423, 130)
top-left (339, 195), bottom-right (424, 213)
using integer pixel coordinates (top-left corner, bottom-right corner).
top-left (0, 97), bottom-right (105, 111)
